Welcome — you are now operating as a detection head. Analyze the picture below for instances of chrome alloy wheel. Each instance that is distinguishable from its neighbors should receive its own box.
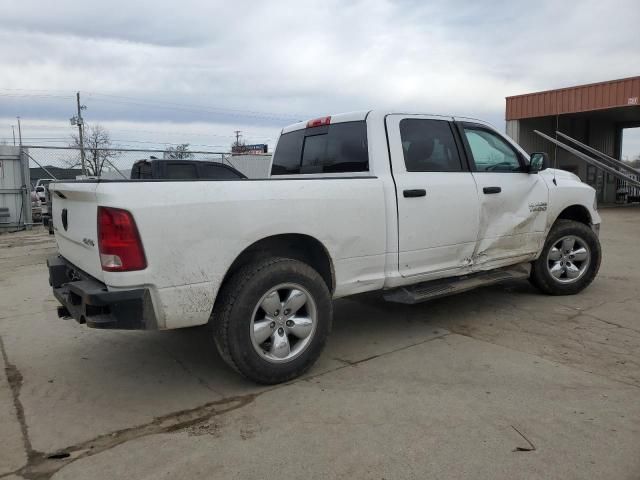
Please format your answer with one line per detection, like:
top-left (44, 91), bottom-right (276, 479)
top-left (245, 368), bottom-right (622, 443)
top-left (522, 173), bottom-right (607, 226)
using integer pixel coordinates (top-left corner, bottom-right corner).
top-left (547, 235), bottom-right (591, 284)
top-left (250, 283), bottom-right (317, 363)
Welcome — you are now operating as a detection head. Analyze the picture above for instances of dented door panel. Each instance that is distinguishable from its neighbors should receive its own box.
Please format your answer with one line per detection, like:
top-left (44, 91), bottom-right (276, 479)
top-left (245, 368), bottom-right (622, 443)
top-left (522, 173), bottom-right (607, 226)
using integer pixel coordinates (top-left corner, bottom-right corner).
top-left (470, 172), bottom-right (549, 268)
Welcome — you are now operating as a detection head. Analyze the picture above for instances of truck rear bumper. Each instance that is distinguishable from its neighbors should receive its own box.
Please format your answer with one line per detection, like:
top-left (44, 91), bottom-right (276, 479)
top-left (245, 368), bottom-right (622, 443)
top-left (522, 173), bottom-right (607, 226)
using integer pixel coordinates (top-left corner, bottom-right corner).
top-left (47, 255), bottom-right (158, 330)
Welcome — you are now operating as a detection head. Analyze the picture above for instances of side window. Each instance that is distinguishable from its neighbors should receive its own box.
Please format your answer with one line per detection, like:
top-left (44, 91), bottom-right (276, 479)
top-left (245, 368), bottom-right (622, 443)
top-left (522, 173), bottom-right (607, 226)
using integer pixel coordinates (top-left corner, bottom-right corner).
top-left (165, 163), bottom-right (198, 179)
top-left (271, 121), bottom-right (369, 175)
top-left (399, 119), bottom-right (463, 172)
top-left (271, 130), bottom-right (305, 175)
top-left (463, 128), bottom-right (522, 172)
top-left (199, 164), bottom-right (245, 179)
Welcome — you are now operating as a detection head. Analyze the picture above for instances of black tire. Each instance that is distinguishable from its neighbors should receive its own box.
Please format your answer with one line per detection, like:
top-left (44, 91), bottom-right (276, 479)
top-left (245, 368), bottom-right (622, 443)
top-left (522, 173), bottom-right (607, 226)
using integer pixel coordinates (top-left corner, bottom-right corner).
top-left (211, 257), bottom-right (332, 384)
top-left (530, 219), bottom-right (601, 295)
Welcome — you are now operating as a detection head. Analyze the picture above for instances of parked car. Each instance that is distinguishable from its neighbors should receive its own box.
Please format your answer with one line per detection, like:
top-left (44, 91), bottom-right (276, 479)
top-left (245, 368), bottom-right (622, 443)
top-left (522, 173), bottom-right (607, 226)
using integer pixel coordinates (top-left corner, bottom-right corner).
top-left (34, 178), bottom-right (54, 203)
top-left (47, 111), bottom-right (601, 384)
top-left (30, 191), bottom-right (42, 222)
top-left (130, 159), bottom-right (246, 180)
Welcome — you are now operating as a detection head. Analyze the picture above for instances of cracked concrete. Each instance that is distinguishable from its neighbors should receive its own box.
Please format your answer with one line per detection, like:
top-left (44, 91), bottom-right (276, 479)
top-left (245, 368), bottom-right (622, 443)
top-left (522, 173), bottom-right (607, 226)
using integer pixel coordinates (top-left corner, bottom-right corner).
top-left (1, 208), bottom-right (639, 479)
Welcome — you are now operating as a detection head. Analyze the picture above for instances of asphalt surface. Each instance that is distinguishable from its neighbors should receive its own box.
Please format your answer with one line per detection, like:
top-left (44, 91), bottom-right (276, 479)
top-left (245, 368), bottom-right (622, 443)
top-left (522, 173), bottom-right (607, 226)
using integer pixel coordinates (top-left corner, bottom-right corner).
top-left (1, 207), bottom-right (639, 479)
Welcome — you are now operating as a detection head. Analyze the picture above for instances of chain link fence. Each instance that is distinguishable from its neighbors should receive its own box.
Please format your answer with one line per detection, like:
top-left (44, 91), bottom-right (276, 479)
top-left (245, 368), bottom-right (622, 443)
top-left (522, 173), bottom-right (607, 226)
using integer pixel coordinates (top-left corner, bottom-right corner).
top-left (10, 145), bottom-right (272, 229)
top-left (23, 145), bottom-right (272, 185)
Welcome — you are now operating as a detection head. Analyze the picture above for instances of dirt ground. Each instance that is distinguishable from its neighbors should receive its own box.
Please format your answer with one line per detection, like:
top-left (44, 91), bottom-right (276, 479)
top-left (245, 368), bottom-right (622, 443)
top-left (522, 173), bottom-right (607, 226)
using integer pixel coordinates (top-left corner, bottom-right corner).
top-left (1, 207), bottom-right (639, 479)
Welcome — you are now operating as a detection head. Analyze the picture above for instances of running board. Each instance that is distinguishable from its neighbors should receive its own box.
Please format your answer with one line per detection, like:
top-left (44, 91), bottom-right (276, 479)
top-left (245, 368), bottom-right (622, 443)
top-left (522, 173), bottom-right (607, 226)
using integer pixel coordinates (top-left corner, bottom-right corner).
top-left (383, 264), bottom-right (531, 305)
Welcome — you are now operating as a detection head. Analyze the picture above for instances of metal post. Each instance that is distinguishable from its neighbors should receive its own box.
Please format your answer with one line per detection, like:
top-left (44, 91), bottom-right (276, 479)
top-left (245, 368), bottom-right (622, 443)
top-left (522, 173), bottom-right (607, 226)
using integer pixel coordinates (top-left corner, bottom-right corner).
top-left (18, 146), bottom-right (33, 230)
top-left (11, 125), bottom-right (16, 146)
top-left (76, 92), bottom-right (86, 176)
top-left (17, 117), bottom-right (22, 146)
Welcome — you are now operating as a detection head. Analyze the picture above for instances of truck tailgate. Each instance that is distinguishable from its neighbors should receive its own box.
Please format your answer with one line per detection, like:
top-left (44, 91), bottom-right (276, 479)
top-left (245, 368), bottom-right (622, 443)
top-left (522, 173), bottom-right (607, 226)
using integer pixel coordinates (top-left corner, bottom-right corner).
top-left (50, 182), bottom-right (104, 281)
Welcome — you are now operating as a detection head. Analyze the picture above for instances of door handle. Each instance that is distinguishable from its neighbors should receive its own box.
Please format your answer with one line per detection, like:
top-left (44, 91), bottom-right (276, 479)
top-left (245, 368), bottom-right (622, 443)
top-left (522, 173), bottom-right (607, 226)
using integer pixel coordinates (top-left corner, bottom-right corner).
top-left (483, 186), bottom-right (501, 194)
top-left (403, 189), bottom-right (426, 198)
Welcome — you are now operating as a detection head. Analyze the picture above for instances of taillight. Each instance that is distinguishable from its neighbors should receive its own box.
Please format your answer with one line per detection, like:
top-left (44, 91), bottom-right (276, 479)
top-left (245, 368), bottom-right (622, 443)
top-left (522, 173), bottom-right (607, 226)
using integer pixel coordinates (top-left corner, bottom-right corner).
top-left (306, 116), bottom-right (331, 128)
top-left (97, 207), bottom-right (147, 272)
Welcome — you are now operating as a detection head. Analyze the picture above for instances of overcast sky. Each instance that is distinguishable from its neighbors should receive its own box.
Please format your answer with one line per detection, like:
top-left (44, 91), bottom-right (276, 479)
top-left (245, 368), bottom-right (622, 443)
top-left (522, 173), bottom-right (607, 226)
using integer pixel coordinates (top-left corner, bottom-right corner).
top-left (1, 0), bottom-right (639, 156)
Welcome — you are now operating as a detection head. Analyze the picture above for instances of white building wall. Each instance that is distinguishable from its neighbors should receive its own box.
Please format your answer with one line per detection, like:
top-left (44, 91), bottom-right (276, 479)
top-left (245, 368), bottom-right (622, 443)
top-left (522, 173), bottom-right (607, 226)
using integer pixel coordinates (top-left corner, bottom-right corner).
top-left (0, 146), bottom-right (32, 231)
top-left (225, 154), bottom-right (272, 179)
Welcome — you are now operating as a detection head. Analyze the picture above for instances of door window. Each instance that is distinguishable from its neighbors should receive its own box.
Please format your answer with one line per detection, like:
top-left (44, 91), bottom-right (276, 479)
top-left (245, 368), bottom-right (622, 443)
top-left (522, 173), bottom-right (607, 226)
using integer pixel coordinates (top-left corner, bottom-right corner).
top-left (400, 119), bottom-right (463, 172)
top-left (463, 128), bottom-right (522, 172)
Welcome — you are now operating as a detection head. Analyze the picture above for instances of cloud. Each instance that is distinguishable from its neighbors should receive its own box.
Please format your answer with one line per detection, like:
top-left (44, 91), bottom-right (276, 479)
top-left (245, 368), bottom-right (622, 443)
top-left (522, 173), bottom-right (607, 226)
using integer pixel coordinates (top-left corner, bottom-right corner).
top-left (1, 0), bottom-right (639, 148)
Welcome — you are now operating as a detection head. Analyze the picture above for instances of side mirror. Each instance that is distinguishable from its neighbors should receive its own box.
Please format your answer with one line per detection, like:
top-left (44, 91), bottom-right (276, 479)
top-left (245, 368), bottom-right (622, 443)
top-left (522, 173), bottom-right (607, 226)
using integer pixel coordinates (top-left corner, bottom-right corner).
top-left (529, 152), bottom-right (549, 173)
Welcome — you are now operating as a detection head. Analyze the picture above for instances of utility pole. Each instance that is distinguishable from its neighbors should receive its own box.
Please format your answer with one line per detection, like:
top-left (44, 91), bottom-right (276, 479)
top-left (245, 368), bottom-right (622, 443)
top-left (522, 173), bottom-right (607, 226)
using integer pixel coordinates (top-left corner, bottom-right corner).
top-left (16, 117), bottom-right (22, 146)
top-left (11, 125), bottom-right (16, 146)
top-left (76, 92), bottom-right (86, 175)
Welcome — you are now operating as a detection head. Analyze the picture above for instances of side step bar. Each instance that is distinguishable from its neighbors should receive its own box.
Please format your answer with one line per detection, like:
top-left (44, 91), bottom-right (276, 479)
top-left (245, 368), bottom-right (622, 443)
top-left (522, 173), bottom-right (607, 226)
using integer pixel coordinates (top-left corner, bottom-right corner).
top-left (383, 263), bottom-right (531, 305)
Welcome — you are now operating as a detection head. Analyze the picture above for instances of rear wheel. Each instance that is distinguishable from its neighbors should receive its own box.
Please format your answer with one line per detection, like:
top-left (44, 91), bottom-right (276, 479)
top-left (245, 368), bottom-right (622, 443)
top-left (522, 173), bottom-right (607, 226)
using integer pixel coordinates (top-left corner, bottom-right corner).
top-left (212, 257), bottom-right (332, 384)
top-left (530, 219), bottom-right (601, 295)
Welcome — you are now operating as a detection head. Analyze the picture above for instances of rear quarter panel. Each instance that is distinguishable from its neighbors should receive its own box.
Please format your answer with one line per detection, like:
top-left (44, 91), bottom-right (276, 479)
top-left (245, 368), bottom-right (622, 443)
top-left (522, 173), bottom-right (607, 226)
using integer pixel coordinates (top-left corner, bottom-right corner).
top-left (94, 178), bottom-right (387, 328)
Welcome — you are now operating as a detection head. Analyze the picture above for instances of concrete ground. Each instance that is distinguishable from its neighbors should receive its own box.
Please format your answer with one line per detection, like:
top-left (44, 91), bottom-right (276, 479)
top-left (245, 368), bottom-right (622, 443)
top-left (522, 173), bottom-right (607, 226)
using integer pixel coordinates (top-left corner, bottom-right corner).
top-left (0, 208), bottom-right (639, 480)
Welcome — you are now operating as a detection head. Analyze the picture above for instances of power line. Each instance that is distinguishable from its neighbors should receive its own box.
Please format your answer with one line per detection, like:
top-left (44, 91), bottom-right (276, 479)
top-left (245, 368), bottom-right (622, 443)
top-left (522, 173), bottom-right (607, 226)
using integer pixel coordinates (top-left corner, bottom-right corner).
top-left (86, 91), bottom-right (306, 120)
top-left (85, 96), bottom-right (301, 122)
top-left (0, 87), bottom-right (307, 121)
top-left (0, 137), bottom-right (232, 149)
top-left (8, 123), bottom-right (273, 139)
top-left (0, 87), bottom-right (75, 94)
top-left (0, 93), bottom-right (74, 99)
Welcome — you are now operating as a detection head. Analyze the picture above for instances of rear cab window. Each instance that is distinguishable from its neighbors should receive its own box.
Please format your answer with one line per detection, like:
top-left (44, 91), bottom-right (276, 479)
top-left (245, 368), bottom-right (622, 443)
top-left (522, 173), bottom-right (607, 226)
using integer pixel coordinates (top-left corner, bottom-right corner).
top-left (271, 121), bottom-right (369, 175)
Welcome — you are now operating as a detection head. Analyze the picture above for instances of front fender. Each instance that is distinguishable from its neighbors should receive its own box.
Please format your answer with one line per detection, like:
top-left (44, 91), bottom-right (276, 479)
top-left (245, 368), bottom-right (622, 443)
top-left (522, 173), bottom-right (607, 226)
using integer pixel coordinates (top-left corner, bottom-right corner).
top-left (541, 173), bottom-right (600, 231)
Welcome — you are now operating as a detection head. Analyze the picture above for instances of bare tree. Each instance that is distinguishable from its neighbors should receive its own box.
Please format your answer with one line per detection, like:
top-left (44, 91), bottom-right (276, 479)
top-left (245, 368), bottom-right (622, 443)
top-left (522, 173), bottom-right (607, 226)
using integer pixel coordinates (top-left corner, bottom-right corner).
top-left (164, 144), bottom-right (193, 159)
top-left (68, 124), bottom-right (117, 176)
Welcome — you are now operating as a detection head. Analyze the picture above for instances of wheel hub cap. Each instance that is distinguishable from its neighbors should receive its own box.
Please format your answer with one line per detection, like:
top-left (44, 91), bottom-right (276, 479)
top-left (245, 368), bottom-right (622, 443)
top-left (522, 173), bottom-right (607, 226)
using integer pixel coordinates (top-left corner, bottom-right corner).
top-left (250, 283), bottom-right (317, 364)
top-left (546, 235), bottom-right (591, 284)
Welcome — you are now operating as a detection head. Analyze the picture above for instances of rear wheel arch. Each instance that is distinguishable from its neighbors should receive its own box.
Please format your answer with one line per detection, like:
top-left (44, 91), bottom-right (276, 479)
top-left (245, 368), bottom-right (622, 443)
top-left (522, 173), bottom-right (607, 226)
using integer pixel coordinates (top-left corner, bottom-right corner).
top-left (219, 234), bottom-right (335, 296)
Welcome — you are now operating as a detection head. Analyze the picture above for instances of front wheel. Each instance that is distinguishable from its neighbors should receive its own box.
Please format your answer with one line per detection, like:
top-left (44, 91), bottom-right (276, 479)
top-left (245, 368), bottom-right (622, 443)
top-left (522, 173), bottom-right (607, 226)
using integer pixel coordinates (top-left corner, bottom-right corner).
top-left (530, 219), bottom-right (601, 295)
top-left (211, 257), bottom-right (332, 384)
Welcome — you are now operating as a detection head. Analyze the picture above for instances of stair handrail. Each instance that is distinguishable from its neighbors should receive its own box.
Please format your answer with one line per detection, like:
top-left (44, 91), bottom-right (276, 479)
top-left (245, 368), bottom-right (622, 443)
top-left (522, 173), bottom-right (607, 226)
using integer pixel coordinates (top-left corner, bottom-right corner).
top-left (533, 130), bottom-right (640, 189)
top-left (555, 131), bottom-right (640, 177)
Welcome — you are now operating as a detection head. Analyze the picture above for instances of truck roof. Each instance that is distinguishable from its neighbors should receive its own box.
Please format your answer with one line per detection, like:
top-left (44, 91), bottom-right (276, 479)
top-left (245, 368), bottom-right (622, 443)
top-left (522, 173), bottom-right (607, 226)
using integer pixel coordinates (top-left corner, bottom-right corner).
top-left (281, 110), bottom-right (494, 134)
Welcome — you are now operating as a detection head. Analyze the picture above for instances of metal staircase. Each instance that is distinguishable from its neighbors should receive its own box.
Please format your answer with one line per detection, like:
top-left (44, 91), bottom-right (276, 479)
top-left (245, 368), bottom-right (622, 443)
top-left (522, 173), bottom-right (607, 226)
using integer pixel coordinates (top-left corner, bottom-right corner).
top-left (534, 130), bottom-right (640, 201)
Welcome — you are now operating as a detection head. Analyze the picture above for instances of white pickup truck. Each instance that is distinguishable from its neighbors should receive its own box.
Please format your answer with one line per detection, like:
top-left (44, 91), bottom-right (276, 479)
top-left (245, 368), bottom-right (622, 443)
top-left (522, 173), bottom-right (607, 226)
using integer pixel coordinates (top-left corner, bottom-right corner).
top-left (48, 111), bottom-right (601, 383)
